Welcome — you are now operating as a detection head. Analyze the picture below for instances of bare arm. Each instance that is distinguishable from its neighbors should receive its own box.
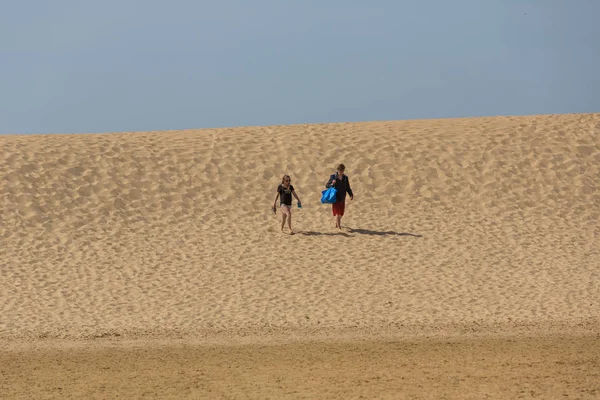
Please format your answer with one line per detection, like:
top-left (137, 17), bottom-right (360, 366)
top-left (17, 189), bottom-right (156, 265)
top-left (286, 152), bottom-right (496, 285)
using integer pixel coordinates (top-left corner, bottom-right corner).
top-left (273, 193), bottom-right (279, 211)
top-left (292, 190), bottom-right (301, 204)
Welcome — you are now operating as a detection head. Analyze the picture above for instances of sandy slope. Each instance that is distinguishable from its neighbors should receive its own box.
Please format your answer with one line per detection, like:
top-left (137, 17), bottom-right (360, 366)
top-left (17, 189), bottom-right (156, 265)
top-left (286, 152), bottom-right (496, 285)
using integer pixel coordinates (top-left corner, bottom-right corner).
top-left (1, 113), bottom-right (598, 340)
top-left (0, 113), bottom-right (599, 397)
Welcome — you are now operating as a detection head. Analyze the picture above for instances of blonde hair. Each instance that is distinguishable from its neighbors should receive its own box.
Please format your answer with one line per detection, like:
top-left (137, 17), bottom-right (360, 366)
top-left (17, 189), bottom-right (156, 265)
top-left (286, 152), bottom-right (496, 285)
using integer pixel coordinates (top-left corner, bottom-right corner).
top-left (281, 174), bottom-right (291, 184)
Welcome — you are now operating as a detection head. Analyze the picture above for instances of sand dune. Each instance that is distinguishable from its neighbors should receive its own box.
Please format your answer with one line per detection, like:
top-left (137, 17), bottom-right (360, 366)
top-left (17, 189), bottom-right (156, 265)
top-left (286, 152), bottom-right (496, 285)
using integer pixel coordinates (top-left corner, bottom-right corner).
top-left (1, 113), bottom-right (599, 341)
top-left (2, 113), bottom-right (599, 398)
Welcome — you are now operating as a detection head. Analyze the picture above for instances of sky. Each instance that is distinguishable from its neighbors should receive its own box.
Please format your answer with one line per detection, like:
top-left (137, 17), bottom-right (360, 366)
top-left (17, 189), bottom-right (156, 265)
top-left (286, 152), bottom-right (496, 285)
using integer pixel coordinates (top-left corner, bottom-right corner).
top-left (1, 0), bottom-right (599, 134)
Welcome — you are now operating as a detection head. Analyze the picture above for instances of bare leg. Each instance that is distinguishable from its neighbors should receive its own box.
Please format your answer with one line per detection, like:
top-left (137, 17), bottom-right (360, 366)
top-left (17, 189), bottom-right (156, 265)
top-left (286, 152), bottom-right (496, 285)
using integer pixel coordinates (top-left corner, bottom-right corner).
top-left (288, 213), bottom-right (294, 234)
top-left (336, 215), bottom-right (342, 230)
top-left (281, 213), bottom-right (287, 231)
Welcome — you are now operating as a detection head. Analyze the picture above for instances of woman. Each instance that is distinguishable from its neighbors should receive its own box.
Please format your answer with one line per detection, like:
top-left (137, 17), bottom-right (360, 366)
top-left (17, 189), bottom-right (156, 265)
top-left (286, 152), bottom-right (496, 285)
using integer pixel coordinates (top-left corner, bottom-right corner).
top-left (325, 164), bottom-right (354, 229)
top-left (272, 174), bottom-right (302, 234)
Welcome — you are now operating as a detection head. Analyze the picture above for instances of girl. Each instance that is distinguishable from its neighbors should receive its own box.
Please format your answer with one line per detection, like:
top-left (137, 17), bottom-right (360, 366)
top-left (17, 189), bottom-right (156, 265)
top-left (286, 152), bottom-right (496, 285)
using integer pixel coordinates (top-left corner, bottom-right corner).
top-left (272, 174), bottom-right (302, 234)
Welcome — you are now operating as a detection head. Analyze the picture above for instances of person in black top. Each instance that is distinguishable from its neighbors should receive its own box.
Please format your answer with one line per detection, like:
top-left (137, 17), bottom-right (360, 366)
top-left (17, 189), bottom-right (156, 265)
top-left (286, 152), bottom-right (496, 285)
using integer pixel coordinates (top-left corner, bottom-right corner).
top-left (272, 174), bottom-right (302, 234)
top-left (325, 163), bottom-right (354, 230)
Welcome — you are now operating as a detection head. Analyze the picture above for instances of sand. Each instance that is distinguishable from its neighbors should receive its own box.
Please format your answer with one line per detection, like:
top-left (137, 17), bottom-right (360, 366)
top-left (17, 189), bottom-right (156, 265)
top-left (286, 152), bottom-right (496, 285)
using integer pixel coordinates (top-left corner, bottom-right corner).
top-left (1, 113), bottom-right (599, 398)
top-left (2, 336), bottom-right (599, 399)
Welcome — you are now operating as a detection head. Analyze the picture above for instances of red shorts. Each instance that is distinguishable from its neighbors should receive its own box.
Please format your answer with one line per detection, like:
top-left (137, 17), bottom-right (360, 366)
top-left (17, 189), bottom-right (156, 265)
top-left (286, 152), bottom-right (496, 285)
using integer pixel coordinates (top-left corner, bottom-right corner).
top-left (332, 201), bottom-right (345, 216)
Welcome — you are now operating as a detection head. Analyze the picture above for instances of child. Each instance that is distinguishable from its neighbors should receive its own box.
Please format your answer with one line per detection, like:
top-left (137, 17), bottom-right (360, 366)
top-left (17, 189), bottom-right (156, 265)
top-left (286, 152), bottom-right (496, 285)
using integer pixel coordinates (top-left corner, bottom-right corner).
top-left (272, 174), bottom-right (302, 234)
top-left (325, 163), bottom-right (354, 229)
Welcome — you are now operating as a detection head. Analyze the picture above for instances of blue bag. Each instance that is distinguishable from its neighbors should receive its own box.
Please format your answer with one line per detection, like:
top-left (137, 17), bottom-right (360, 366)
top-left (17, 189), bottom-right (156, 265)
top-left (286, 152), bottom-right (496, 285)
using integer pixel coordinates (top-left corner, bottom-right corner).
top-left (320, 187), bottom-right (337, 204)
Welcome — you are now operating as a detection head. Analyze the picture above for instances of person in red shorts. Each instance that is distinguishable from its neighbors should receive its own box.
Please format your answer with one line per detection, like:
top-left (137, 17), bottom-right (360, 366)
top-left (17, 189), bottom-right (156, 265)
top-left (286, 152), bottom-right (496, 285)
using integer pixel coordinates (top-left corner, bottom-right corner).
top-left (325, 164), bottom-right (354, 230)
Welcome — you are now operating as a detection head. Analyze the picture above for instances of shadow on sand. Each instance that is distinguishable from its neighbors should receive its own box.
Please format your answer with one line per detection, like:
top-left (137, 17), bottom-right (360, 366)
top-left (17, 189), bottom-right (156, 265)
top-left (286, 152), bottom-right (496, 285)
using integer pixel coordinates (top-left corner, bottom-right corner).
top-left (346, 228), bottom-right (423, 237)
top-left (299, 228), bottom-right (422, 238)
top-left (300, 231), bottom-right (351, 237)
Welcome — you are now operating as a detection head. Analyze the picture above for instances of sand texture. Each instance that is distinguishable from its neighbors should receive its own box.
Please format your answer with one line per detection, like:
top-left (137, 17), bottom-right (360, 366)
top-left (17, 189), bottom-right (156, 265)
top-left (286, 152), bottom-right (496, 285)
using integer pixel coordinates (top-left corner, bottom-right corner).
top-left (1, 113), bottom-right (599, 398)
top-left (2, 335), bottom-right (599, 399)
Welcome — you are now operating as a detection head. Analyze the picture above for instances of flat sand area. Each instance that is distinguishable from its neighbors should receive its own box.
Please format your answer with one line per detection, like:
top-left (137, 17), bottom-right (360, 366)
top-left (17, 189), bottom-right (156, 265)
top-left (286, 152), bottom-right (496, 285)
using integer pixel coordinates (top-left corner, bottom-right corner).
top-left (2, 334), bottom-right (599, 399)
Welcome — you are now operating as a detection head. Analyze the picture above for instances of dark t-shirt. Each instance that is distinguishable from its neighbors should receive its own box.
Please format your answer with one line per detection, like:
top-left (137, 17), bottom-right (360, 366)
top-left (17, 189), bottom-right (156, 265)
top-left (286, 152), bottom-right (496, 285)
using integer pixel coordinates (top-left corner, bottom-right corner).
top-left (326, 173), bottom-right (353, 203)
top-left (278, 184), bottom-right (295, 206)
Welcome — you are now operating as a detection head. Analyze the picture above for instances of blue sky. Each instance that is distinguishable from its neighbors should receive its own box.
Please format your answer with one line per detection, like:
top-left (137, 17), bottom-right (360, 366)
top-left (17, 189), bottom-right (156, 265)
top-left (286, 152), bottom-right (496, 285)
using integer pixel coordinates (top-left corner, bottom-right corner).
top-left (1, 0), bottom-right (599, 134)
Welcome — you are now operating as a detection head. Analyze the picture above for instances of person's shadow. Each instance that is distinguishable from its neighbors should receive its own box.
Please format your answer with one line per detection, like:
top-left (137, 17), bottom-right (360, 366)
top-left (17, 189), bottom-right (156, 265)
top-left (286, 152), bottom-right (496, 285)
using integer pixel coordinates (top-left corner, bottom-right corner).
top-left (300, 231), bottom-right (351, 237)
top-left (299, 228), bottom-right (422, 238)
top-left (346, 227), bottom-right (422, 237)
